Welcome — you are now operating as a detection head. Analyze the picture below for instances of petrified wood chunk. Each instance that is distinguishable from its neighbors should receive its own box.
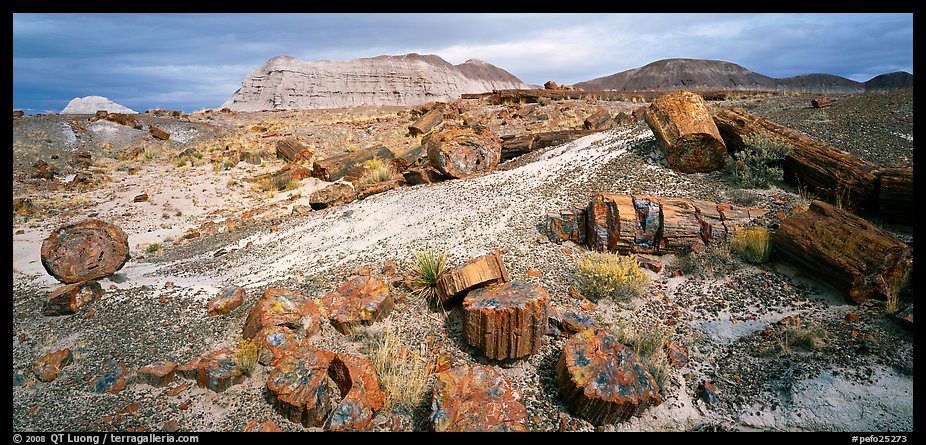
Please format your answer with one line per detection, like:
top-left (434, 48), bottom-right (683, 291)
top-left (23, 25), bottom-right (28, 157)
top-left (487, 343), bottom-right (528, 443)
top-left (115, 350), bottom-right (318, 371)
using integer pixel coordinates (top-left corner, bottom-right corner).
top-left (322, 274), bottom-right (394, 335)
top-left (309, 182), bottom-right (357, 210)
top-left (255, 325), bottom-right (300, 366)
top-left (462, 281), bottom-right (548, 360)
top-left (402, 165), bottom-right (447, 185)
top-left (207, 285), bottom-right (245, 316)
top-left (584, 109), bottom-right (612, 130)
top-left (195, 349), bottom-right (245, 392)
top-left (430, 364), bottom-right (528, 432)
top-left (713, 107), bottom-right (880, 213)
top-left (408, 108), bottom-right (444, 136)
top-left (149, 125), bottom-right (170, 140)
top-left (43, 280), bottom-right (102, 316)
top-left (106, 113), bottom-right (137, 128)
top-left (325, 353), bottom-right (385, 432)
top-left (242, 288), bottom-right (322, 340)
top-left (243, 420), bottom-right (282, 432)
top-left (314, 145), bottom-right (395, 182)
top-left (275, 138), bottom-right (314, 163)
top-left (546, 304), bottom-right (598, 337)
top-left (556, 326), bottom-right (662, 425)
top-left (41, 219), bottom-right (130, 284)
top-left (435, 251), bottom-right (510, 306)
top-left (356, 177), bottom-right (403, 200)
top-left (772, 200), bottom-right (913, 304)
top-left (94, 362), bottom-right (127, 394)
top-left (425, 124), bottom-right (501, 179)
top-left (877, 167), bottom-right (913, 225)
top-left (543, 206), bottom-right (588, 244)
top-left (643, 90), bottom-right (728, 173)
top-left (500, 129), bottom-right (601, 161)
top-left (811, 96), bottom-right (833, 108)
top-left (33, 348), bottom-right (73, 382)
top-left (137, 361), bottom-right (177, 387)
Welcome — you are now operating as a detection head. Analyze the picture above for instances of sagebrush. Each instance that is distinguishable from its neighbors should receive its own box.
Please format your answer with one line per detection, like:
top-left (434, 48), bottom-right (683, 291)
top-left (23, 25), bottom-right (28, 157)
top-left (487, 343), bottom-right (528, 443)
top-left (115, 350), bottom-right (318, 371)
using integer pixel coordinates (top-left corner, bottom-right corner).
top-left (575, 252), bottom-right (649, 301)
top-left (358, 157), bottom-right (397, 184)
top-left (233, 338), bottom-right (259, 376)
top-left (728, 134), bottom-right (791, 188)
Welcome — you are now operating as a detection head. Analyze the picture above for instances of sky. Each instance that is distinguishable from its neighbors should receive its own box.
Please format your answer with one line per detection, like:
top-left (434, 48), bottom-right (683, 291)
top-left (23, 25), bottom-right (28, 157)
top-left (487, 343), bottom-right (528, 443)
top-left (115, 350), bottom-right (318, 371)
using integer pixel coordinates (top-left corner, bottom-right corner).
top-left (12, 13), bottom-right (914, 114)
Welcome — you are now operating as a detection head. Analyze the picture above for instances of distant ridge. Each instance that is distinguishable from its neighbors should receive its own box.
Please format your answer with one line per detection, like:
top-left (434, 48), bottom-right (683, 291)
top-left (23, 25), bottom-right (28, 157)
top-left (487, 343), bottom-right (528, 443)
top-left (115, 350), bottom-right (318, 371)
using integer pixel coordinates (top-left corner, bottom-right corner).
top-left (223, 53), bottom-right (530, 111)
top-left (864, 71), bottom-right (914, 91)
top-left (575, 58), bottom-right (910, 94)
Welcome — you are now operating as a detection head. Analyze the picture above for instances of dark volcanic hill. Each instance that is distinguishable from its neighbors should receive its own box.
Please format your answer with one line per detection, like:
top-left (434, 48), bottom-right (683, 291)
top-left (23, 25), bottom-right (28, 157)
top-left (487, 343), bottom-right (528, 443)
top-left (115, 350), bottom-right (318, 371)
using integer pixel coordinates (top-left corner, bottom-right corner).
top-left (575, 58), bottom-right (868, 93)
top-left (864, 71), bottom-right (914, 91)
top-left (223, 53), bottom-right (529, 111)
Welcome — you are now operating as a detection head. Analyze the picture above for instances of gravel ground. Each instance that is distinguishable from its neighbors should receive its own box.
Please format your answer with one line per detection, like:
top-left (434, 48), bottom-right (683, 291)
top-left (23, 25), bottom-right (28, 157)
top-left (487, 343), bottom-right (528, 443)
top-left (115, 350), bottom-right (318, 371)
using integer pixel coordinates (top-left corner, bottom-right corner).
top-left (12, 90), bottom-right (914, 432)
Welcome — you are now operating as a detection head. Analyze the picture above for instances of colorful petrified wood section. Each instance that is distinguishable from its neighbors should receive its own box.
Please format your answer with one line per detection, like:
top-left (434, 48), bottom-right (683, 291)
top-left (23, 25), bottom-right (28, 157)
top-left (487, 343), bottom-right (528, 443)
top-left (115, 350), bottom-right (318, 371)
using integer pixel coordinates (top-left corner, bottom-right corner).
top-left (430, 364), bottom-right (528, 432)
top-left (322, 274), bottom-right (394, 335)
top-left (40, 219), bottom-right (130, 283)
top-left (462, 280), bottom-right (549, 360)
top-left (436, 251), bottom-right (510, 305)
top-left (242, 288), bottom-right (322, 340)
top-left (556, 326), bottom-right (662, 425)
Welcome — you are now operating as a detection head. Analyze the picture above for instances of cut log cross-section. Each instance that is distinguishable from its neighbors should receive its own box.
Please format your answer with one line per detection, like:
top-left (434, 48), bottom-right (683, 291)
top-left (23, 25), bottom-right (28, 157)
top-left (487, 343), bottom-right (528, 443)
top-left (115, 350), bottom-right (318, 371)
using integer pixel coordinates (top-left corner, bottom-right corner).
top-left (772, 200), bottom-right (913, 304)
top-left (425, 124), bottom-right (502, 179)
top-left (713, 108), bottom-right (881, 213)
top-left (41, 219), bottom-right (130, 284)
top-left (557, 326), bottom-right (663, 425)
top-left (430, 364), bottom-right (529, 432)
top-left (435, 252), bottom-right (510, 306)
top-left (643, 90), bottom-right (728, 173)
top-left (462, 281), bottom-right (549, 361)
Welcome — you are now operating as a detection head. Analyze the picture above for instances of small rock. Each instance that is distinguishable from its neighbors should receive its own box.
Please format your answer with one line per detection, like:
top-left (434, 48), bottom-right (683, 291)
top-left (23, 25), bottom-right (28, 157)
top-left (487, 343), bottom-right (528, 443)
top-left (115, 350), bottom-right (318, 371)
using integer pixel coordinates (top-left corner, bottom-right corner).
top-left (895, 304), bottom-right (913, 327)
top-left (33, 349), bottom-right (73, 382)
top-left (161, 420), bottom-right (180, 432)
top-left (382, 259), bottom-right (398, 277)
top-left (844, 312), bottom-right (861, 322)
top-left (165, 383), bottom-right (189, 397)
top-left (137, 361), bottom-right (177, 387)
top-left (43, 281), bottom-right (102, 316)
top-left (191, 349), bottom-right (245, 393)
top-left (664, 342), bottom-right (689, 367)
top-left (699, 380), bottom-right (719, 405)
top-left (117, 402), bottom-right (140, 414)
top-left (133, 193), bottom-right (148, 203)
top-left (94, 362), bottom-right (127, 394)
top-left (207, 285), bottom-right (245, 316)
top-left (149, 125), bottom-right (170, 140)
top-left (525, 268), bottom-right (542, 278)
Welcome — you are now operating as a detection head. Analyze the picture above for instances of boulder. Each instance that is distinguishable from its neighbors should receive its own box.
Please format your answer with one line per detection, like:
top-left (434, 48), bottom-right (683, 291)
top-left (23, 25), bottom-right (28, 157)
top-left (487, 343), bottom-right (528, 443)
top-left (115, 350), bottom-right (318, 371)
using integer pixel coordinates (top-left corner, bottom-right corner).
top-left (309, 182), bottom-right (357, 210)
top-left (33, 348), bottom-right (73, 382)
top-left (43, 281), bottom-right (102, 316)
top-left (313, 145), bottom-right (395, 182)
top-left (462, 281), bottom-right (548, 360)
top-left (207, 285), bottom-right (245, 316)
top-left (137, 361), bottom-right (177, 387)
top-left (435, 251), bottom-right (510, 306)
top-left (425, 124), bottom-right (501, 179)
top-left (94, 362), bottom-right (127, 394)
top-left (556, 326), bottom-right (662, 425)
top-left (643, 91), bottom-right (728, 173)
top-left (242, 288), bottom-right (322, 340)
top-left (41, 219), bottom-right (130, 284)
top-left (430, 364), bottom-right (528, 432)
top-left (402, 165), bottom-right (446, 185)
top-left (811, 96), bottom-right (833, 108)
top-left (322, 274), bottom-right (394, 335)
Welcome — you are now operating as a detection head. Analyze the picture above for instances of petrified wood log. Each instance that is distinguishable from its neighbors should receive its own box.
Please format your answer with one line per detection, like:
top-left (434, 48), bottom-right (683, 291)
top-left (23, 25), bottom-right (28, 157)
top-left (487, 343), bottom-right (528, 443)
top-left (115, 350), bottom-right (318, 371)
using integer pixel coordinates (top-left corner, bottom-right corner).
top-left (713, 108), bottom-right (880, 213)
top-left (546, 193), bottom-right (767, 254)
top-left (207, 285), bottom-right (245, 316)
top-left (106, 113), bottom-right (137, 128)
top-left (436, 251), bottom-right (510, 306)
top-left (584, 109), bottom-right (611, 130)
top-left (266, 343), bottom-right (335, 428)
top-left (33, 349), bottom-right (73, 382)
top-left (643, 91), bottom-right (728, 173)
top-left (313, 145), bottom-right (395, 182)
top-left (500, 129), bottom-right (601, 161)
top-left (430, 364), bottom-right (528, 432)
top-left (41, 219), bottom-right (130, 284)
top-left (402, 165), bottom-right (446, 185)
top-left (275, 138), bottom-right (314, 163)
top-left (356, 177), bottom-right (404, 200)
top-left (462, 281), bottom-right (549, 360)
top-left (137, 361), bottom-right (177, 387)
top-left (194, 349), bottom-right (245, 392)
top-left (425, 124), bottom-right (501, 178)
top-left (325, 353), bottom-right (385, 432)
top-left (556, 326), bottom-right (662, 425)
top-left (546, 304), bottom-right (598, 337)
top-left (322, 274), bottom-right (394, 335)
top-left (43, 280), bottom-right (102, 316)
top-left (772, 200), bottom-right (913, 304)
top-left (877, 167), bottom-right (913, 225)
top-left (309, 182), bottom-right (357, 210)
top-left (408, 108), bottom-right (444, 136)
top-left (149, 125), bottom-right (170, 140)
top-left (242, 288), bottom-right (322, 340)
top-left (811, 97), bottom-right (833, 108)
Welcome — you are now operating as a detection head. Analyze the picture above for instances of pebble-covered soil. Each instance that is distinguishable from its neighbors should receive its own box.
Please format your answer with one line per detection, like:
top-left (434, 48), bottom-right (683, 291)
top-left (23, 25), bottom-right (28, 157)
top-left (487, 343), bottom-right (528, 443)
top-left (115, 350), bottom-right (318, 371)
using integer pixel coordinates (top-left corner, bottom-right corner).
top-left (12, 90), bottom-right (913, 432)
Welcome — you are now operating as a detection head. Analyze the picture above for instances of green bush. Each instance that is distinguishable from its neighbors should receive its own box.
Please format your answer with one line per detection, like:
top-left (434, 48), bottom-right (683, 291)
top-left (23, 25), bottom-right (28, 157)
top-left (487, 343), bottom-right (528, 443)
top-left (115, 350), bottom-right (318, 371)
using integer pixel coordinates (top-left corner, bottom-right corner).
top-left (728, 134), bottom-right (791, 188)
top-left (575, 252), bottom-right (649, 301)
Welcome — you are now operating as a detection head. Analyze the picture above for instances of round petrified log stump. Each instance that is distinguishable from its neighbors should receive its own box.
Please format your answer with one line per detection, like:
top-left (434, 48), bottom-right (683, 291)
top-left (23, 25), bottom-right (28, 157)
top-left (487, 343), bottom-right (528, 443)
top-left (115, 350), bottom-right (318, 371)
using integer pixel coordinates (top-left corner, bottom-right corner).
top-left (463, 280), bottom-right (548, 360)
top-left (242, 288), bottom-right (322, 340)
top-left (41, 219), bottom-right (130, 283)
top-left (556, 326), bottom-right (662, 425)
top-left (430, 364), bottom-right (528, 432)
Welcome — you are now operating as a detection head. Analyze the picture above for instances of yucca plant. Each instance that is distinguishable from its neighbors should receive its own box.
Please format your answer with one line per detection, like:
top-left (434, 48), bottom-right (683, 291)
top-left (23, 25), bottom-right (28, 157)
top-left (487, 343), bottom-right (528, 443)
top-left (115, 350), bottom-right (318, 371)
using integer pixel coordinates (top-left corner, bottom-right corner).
top-left (410, 248), bottom-right (448, 303)
top-left (730, 226), bottom-right (772, 264)
top-left (575, 252), bottom-right (649, 301)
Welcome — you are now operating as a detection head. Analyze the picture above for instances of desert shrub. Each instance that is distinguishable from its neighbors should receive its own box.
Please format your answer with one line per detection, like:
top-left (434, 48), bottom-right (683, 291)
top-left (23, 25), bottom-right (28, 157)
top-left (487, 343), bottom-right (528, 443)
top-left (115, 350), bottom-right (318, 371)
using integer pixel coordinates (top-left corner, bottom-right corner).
top-left (366, 327), bottom-right (430, 414)
top-left (174, 156), bottom-right (191, 168)
top-left (730, 226), bottom-right (771, 264)
top-left (575, 252), bottom-right (649, 301)
top-left (728, 134), bottom-right (791, 188)
top-left (358, 157), bottom-right (397, 184)
top-left (410, 248), bottom-right (448, 303)
top-left (675, 243), bottom-right (738, 278)
top-left (233, 338), bottom-right (259, 376)
top-left (145, 242), bottom-right (161, 254)
top-left (724, 189), bottom-right (760, 207)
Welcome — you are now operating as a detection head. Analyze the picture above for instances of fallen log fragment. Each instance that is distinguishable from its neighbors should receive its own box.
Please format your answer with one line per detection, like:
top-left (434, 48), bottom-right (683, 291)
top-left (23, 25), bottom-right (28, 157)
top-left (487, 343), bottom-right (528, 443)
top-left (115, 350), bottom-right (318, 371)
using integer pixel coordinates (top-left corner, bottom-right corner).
top-left (584, 109), bottom-right (611, 130)
top-left (430, 364), bottom-right (528, 432)
top-left (275, 138), bottom-right (315, 163)
top-left (425, 125), bottom-right (501, 178)
top-left (877, 167), bottom-right (913, 225)
top-left (462, 281), bottom-right (549, 360)
top-left (436, 251), bottom-right (510, 306)
top-left (313, 145), bottom-right (395, 182)
top-left (811, 97), bottom-right (833, 108)
top-left (643, 91), bottom-right (728, 173)
top-left (771, 200), bottom-right (913, 304)
top-left (500, 129), bottom-right (601, 161)
top-left (713, 108), bottom-right (880, 213)
top-left (408, 108), bottom-right (444, 136)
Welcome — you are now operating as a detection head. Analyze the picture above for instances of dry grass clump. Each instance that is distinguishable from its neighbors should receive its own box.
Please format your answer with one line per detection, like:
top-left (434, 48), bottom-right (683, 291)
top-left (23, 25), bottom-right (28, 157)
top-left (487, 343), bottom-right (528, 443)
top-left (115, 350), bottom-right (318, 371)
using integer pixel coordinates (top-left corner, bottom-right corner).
top-left (612, 322), bottom-right (672, 395)
top-left (233, 338), bottom-right (260, 376)
top-left (575, 252), bottom-right (649, 301)
top-left (367, 327), bottom-right (430, 415)
top-left (730, 226), bottom-right (772, 264)
top-left (775, 317), bottom-right (827, 355)
top-left (410, 248), bottom-right (448, 303)
top-left (358, 157), bottom-right (397, 184)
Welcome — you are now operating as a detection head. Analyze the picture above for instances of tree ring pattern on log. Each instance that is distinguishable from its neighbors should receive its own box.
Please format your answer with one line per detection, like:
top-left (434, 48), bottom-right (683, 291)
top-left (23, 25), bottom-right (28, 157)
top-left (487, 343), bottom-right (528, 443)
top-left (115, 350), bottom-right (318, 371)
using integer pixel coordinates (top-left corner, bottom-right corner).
top-left (430, 364), bottom-right (528, 432)
top-left (462, 281), bottom-right (549, 360)
top-left (41, 219), bottom-right (130, 283)
top-left (556, 326), bottom-right (662, 425)
top-left (266, 343), bottom-right (336, 428)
